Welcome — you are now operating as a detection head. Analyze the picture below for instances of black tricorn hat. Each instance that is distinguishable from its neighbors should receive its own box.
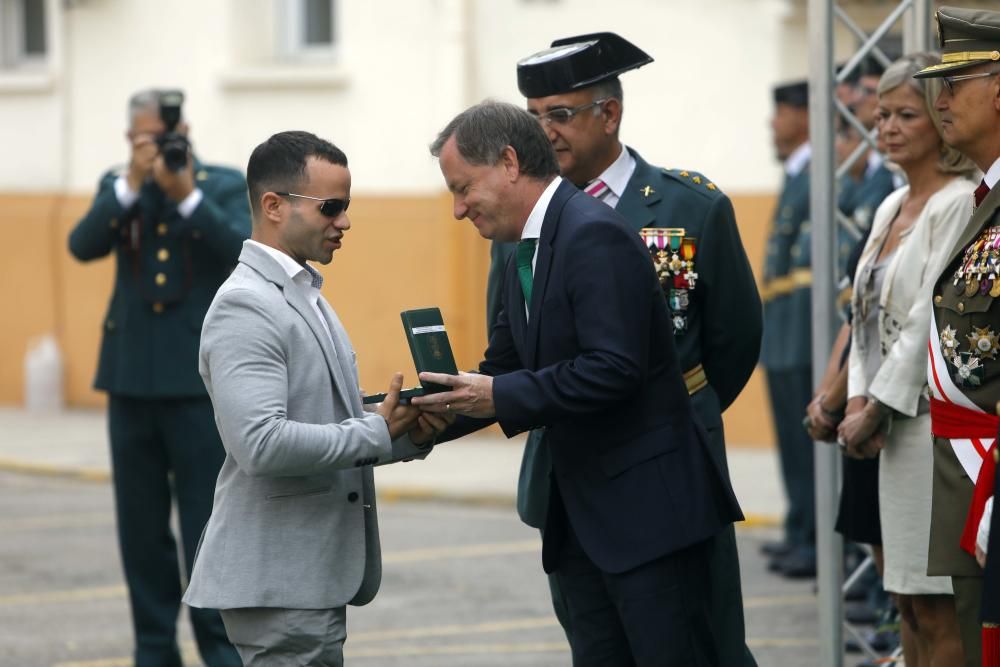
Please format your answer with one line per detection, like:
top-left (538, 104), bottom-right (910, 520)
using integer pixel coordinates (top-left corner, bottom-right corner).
top-left (915, 6), bottom-right (1000, 78)
top-left (773, 80), bottom-right (809, 108)
top-left (516, 32), bottom-right (653, 98)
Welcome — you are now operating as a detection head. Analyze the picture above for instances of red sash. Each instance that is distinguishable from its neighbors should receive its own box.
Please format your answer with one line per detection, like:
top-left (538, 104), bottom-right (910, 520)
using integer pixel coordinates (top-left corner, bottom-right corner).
top-left (929, 397), bottom-right (999, 557)
top-left (986, 624), bottom-right (1000, 667)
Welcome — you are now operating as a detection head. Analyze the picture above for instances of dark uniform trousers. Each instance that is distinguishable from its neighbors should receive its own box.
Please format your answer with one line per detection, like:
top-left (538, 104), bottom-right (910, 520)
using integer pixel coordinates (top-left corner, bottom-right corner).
top-left (765, 368), bottom-right (815, 549)
top-left (109, 396), bottom-right (233, 667)
top-left (500, 149), bottom-right (761, 667)
top-left (69, 161), bottom-right (250, 667)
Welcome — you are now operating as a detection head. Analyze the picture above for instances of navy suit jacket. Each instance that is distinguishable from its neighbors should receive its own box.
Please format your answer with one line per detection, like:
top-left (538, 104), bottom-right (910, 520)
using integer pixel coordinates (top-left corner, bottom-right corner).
top-left (448, 179), bottom-right (742, 574)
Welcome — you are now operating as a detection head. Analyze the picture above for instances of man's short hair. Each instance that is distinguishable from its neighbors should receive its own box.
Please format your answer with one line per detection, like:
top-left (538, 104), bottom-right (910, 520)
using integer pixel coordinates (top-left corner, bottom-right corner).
top-left (429, 100), bottom-right (559, 180)
top-left (588, 76), bottom-right (623, 104)
top-left (246, 131), bottom-right (347, 217)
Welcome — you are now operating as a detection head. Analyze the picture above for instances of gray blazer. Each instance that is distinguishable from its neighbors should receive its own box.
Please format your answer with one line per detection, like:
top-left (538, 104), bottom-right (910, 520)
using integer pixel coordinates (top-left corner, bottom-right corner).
top-left (184, 241), bottom-right (411, 610)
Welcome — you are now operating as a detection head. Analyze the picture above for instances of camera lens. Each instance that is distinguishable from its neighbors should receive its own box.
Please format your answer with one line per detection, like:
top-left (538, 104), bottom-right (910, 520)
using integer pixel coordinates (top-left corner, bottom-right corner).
top-left (157, 132), bottom-right (190, 172)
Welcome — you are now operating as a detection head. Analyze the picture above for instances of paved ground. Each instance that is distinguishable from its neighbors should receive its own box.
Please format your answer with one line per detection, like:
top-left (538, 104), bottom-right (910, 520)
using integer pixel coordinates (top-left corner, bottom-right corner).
top-left (0, 408), bottom-right (881, 666)
top-left (0, 408), bottom-right (787, 523)
top-left (0, 469), bottom-right (829, 667)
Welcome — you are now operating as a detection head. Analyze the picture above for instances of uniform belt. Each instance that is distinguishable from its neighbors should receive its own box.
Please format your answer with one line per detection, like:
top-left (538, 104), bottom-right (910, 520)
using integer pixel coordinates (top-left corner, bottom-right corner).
top-left (760, 268), bottom-right (812, 303)
top-left (684, 364), bottom-right (708, 396)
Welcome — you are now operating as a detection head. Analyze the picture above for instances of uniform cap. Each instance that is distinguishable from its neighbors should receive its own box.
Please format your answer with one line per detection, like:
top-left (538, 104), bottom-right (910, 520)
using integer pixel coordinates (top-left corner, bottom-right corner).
top-left (516, 32), bottom-right (653, 98)
top-left (915, 6), bottom-right (1000, 78)
top-left (773, 80), bottom-right (809, 108)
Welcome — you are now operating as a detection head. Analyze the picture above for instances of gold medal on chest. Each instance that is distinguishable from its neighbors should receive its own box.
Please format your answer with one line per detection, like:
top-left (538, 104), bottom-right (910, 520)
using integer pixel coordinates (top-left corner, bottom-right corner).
top-left (966, 278), bottom-right (981, 298)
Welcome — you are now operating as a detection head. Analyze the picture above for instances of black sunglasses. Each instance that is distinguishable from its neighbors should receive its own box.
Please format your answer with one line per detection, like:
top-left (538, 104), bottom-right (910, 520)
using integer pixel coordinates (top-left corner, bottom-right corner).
top-left (276, 192), bottom-right (351, 217)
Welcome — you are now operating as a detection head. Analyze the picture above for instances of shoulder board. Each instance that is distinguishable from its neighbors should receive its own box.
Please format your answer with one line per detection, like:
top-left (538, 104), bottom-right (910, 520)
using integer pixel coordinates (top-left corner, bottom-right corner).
top-left (660, 167), bottom-right (724, 199)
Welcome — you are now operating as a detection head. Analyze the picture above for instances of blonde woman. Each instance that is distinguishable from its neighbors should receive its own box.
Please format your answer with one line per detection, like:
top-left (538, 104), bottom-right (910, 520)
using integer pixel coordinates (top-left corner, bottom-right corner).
top-left (838, 53), bottom-right (978, 666)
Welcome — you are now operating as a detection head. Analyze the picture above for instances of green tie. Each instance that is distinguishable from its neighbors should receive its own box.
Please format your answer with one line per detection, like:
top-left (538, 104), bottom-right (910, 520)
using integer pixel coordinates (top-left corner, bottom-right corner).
top-left (516, 238), bottom-right (537, 307)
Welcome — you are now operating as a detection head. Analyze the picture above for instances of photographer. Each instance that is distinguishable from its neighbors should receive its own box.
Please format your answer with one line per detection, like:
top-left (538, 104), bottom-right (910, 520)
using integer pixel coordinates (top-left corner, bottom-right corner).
top-left (68, 89), bottom-right (249, 667)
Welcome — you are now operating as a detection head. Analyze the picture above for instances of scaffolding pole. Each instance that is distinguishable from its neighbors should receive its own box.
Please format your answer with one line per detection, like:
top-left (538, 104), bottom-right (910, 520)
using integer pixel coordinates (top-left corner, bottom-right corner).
top-left (809, 1), bottom-right (933, 664)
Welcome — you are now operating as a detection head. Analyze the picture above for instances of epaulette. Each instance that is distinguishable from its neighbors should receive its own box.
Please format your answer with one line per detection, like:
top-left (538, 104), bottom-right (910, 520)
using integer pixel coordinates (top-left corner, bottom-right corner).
top-left (661, 167), bottom-right (724, 199)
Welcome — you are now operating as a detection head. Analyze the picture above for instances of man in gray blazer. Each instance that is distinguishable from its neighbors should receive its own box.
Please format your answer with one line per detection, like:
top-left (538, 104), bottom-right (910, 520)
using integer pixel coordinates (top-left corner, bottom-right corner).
top-left (183, 131), bottom-right (444, 666)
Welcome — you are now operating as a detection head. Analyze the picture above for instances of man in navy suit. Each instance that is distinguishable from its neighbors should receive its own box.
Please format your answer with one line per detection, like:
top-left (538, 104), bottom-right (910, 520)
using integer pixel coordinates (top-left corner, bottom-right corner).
top-left (413, 100), bottom-right (743, 666)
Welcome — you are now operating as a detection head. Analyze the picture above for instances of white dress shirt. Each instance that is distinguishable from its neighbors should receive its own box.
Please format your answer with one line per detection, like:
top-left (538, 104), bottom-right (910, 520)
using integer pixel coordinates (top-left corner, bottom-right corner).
top-left (246, 239), bottom-right (334, 345)
top-left (983, 156), bottom-right (1000, 190)
top-left (785, 142), bottom-right (812, 178)
top-left (591, 145), bottom-right (638, 209)
top-left (114, 174), bottom-right (204, 218)
top-left (519, 176), bottom-right (563, 318)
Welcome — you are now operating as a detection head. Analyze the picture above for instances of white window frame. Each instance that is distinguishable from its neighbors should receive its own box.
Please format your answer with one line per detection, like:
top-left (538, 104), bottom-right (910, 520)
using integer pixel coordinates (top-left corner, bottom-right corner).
top-left (277, 0), bottom-right (338, 62)
top-left (0, 0), bottom-right (48, 68)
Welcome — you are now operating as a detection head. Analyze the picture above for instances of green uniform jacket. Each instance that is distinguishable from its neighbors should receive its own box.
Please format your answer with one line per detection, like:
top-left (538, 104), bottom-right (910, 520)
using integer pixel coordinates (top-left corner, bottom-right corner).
top-left (928, 184), bottom-right (1000, 577)
top-left (761, 165), bottom-right (811, 371)
top-left (489, 148), bottom-right (762, 526)
top-left (68, 163), bottom-right (251, 398)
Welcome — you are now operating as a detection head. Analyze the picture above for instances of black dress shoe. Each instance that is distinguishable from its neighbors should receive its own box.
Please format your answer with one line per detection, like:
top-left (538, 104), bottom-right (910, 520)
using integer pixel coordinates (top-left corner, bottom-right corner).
top-left (844, 601), bottom-right (878, 626)
top-left (844, 628), bottom-right (897, 654)
top-left (774, 547), bottom-right (817, 578)
top-left (760, 540), bottom-right (794, 558)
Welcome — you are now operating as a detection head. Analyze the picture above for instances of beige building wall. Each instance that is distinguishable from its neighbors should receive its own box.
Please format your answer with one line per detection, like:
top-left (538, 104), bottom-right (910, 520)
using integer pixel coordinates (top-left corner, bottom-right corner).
top-left (2, 0), bottom-right (949, 446)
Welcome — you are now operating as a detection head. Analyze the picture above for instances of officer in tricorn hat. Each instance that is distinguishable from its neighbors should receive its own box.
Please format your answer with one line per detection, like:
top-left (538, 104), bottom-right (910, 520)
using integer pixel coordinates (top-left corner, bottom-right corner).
top-left (485, 31), bottom-right (761, 666)
top-left (914, 7), bottom-right (1000, 667)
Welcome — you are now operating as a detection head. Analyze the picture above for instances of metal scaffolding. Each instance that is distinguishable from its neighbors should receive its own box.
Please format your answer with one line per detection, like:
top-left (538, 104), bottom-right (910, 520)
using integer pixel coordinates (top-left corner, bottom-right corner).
top-left (807, 0), bottom-right (933, 664)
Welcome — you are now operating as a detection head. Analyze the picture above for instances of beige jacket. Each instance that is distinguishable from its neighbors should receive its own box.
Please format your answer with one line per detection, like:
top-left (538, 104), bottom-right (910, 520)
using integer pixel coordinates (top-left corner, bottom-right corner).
top-left (848, 178), bottom-right (975, 416)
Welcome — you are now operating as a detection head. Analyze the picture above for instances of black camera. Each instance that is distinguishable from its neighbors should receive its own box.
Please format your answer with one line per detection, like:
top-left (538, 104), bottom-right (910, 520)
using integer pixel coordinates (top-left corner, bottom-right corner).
top-left (156, 90), bottom-right (190, 172)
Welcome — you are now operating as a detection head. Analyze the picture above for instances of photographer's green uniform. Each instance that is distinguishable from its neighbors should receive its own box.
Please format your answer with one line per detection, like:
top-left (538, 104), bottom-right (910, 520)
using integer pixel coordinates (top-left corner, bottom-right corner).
top-left (69, 161), bottom-right (249, 667)
top-left (488, 150), bottom-right (762, 666)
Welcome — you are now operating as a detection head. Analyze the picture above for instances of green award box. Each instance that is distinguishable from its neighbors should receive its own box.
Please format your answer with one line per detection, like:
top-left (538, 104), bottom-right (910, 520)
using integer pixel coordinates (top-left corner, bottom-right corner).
top-left (362, 307), bottom-right (458, 405)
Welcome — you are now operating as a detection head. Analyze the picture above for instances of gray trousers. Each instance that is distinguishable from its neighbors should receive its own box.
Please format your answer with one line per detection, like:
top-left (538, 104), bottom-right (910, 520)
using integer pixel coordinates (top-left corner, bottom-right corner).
top-left (220, 607), bottom-right (347, 667)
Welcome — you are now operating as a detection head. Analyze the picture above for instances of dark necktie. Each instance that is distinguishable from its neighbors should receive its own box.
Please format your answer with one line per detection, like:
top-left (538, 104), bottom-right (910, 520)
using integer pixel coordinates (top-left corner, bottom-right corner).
top-left (516, 238), bottom-right (537, 307)
top-left (975, 180), bottom-right (990, 208)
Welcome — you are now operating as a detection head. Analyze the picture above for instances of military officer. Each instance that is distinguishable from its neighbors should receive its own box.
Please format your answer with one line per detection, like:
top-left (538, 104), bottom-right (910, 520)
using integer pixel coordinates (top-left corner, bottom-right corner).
top-left (68, 89), bottom-right (249, 667)
top-left (760, 80), bottom-right (819, 577)
top-left (915, 8), bottom-right (1000, 666)
top-left (487, 32), bottom-right (762, 666)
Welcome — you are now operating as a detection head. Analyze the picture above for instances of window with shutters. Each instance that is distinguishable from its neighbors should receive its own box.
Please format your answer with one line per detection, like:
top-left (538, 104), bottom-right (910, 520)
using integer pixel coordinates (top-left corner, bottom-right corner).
top-left (0, 0), bottom-right (47, 68)
top-left (280, 0), bottom-right (338, 61)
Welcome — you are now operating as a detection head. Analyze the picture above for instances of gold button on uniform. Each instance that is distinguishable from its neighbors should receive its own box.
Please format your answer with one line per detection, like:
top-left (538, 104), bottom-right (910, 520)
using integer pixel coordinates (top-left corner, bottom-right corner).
top-left (110, 218), bottom-right (119, 229)
top-left (155, 273), bottom-right (167, 286)
top-left (958, 302), bottom-right (965, 312)
top-left (157, 248), bottom-right (169, 262)
top-left (934, 295), bottom-right (943, 305)
top-left (157, 223), bottom-right (168, 236)
top-left (152, 302), bottom-right (164, 314)
top-left (106, 319), bottom-right (115, 330)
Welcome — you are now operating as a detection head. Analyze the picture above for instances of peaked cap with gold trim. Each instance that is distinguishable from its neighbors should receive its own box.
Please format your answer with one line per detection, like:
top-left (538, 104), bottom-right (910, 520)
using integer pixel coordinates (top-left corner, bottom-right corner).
top-left (516, 32), bottom-right (653, 98)
top-left (915, 6), bottom-right (1000, 78)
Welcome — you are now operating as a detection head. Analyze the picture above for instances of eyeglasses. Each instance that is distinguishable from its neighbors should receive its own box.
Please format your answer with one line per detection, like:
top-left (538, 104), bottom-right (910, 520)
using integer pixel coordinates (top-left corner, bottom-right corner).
top-left (530, 98), bottom-right (609, 126)
top-left (276, 192), bottom-right (350, 217)
top-left (941, 69), bottom-right (1000, 95)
